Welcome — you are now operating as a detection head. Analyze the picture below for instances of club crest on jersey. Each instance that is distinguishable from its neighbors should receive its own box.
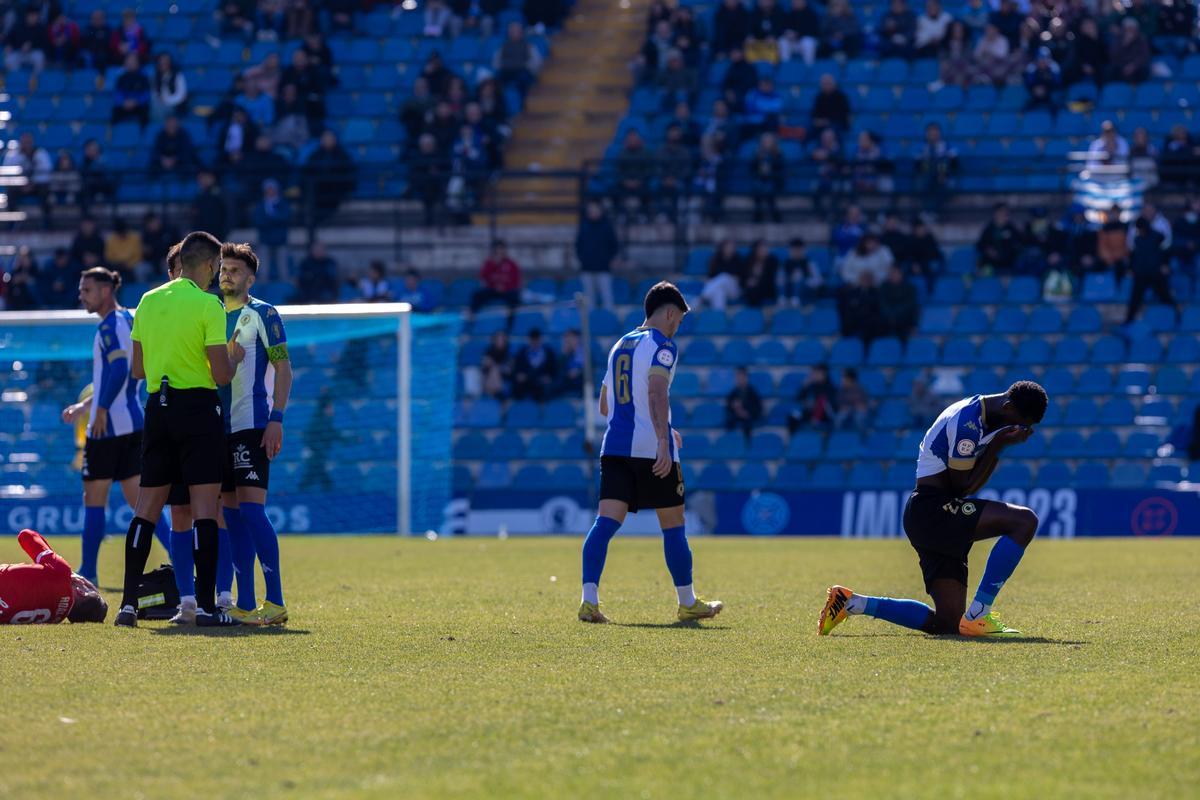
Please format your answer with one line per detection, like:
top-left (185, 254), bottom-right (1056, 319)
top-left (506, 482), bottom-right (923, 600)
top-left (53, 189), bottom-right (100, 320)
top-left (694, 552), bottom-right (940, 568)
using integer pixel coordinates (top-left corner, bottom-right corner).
top-left (956, 439), bottom-right (976, 456)
top-left (239, 315), bottom-right (250, 327)
top-left (656, 349), bottom-right (675, 367)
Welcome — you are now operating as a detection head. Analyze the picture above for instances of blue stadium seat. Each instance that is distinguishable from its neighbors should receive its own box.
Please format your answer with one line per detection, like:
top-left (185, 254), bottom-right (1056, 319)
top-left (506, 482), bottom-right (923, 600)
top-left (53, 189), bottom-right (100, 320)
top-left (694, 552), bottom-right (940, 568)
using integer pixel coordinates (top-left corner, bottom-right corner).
top-left (1116, 368), bottom-right (1151, 395)
top-left (1082, 429), bottom-right (1121, 458)
top-left (1074, 462), bottom-right (1110, 487)
top-left (1090, 335), bottom-right (1125, 364)
top-left (712, 432), bottom-right (747, 459)
top-left (690, 402), bottom-right (724, 428)
top-left (771, 308), bottom-right (805, 335)
top-left (704, 368), bottom-right (735, 397)
top-left (1128, 336), bottom-right (1163, 362)
top-left (1048, 430), bottom-right (1086, 457)
top-left (513, 464), bottom-right (551, 486)
top-left (875, 399), bottom-right (909, 429)
top-left (542, 401), bottom-right (576, 428)
top-left (1098, 398), bottom-right (1136, 426)
top-left (747, 432), bottom-right (784, 460)
top-left (733, 462), bottom-right (771, 490)
top-left (806, 308), bottom-right (839, 335)
top-left (884, 462), bottom-right (910, 488)
top-left (1124, 432), bottom-right (1161, 458)
top-left (991, 462), bottom-right (1032, 488)
top-left (947, 247), bottom-right (975, 275)
top-left (453, 465), bottom-right (474, 492)
top-left (968, 277), bottom-right (1004, 306)
top-left (525, 432), bottom-right (563, 460)
top-left (1144, 306), bottom-right (1177, 334)
top-left (903, 337), bottom-right (938, 366)
top-left (790, 340), bottom-right (826, 367)
top-left (721, 339), bottom-right (754, 366)
top-left (1066, 306), bottom-right (1102, 333)
top-left (694, 463), bottom-right (734, 490)
top-left (1081, 272), bottom-right (1117, 303)
top-left (730, 308), bottom-right (764, 335)
top-left (672, 372), bottom-right (701, 397)
top-left (829, 338), bottom-right (864, 366)
top-left (1026, 306), bottom-right (1063, 333)
top-left (857, 368), bottom-right (887, 397)
top-left (825, 432), bottom-right (862, 460)
top-left (464, 399), bottom-right (502, 428)
top-left (1036, 462), bottom-right (1073, 487)
top-left (683, 340), bottom-right (718, 365)
top-left (1167, 336), bottom-right (1200, 364)
top-left (787, 431), bottom-right (823, 461)
top-left (546, 464), bottom-right (587, 489)
top-left (1076, 367), bottom-right (1113, 395)
top-left (505, 401), bottom-right (540, 428)
top-left (1149, 464), bottom-right (1183, 484)
top-left (977, 339), bottom-right (1013, 366)
top-left (1138, 399), bottom-right (1174, 424)
top-left (1065, 398), bottom-right (1099, 425)
top-left (692, 309), bottom-right (728, 335)
top-left (942, 339), bottom-right (976, 364)
top-left (1005, 276), bottom-right (1041, 304)
top-left (932, 276), bottom-right (965, 304)
top-left (1154, 367), bottom-right (1187, 394)
top-left (684, 433), bottom-right (712, 459)
top-left (477, 462), bottom-right (512, 488)
top-left (845, 462), bottom-right (883, 488)
top-left (454, 432), bottom-right (491, 459)
top-left (774, 464), bottom-right (809, 490)
top-left (918, 307), bottom-right (954, 334)
top-left (1110, 461), bottom-right (1145, 487)
top-left (867, 337), bottom-right (902, 366)
top-left (992, 306), bottom-right (1027, 334)
top-left (753, 340), bottom-right (789, 365)
top-left (809, 463), bottom-right (846, 488)
top-left (491, 430), bottom-right (526, 458)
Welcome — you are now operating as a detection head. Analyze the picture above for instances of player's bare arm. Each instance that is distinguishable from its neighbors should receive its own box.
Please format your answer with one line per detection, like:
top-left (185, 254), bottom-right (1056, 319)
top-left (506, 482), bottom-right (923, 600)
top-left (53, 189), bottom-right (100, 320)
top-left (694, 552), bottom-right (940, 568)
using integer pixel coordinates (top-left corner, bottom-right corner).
top-left (208, 342), bottom-right (239, 386)
top-left (262, 357), bottom-right (292, 460)
top-left (598, 385), bottom-right (608, 417)
top-left (130, 339), bottom-right (145, 380)
top-left (647, 373), bottom-right (672, 478)
top-left (61, 400), bottom-right (87, 423)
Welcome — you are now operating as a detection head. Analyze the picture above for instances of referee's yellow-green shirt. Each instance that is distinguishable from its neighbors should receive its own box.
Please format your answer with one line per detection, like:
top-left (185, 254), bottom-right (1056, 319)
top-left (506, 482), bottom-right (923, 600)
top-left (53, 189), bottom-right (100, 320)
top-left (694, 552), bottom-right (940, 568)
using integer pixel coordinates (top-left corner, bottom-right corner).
top-left (131, 277), bottom-right (227, 390)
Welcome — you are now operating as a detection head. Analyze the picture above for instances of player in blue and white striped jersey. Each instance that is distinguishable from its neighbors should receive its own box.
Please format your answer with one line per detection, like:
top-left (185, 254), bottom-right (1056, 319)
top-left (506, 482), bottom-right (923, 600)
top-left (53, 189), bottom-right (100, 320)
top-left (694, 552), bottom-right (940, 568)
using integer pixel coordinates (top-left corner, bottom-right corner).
top-left (215, 242), bottom-right (293, 626)
top-left (578, 281), bottom-right (723, 624)
top-left (59, 267), bottom-right (151, 585)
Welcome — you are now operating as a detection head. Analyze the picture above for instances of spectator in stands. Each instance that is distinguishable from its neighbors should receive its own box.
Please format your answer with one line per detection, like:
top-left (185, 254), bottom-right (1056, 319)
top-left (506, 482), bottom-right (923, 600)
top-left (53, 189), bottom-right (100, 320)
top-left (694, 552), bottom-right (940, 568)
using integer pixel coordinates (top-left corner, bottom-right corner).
top-left (671, 101), bottom-right (701, 149)
top-left (471, 240), bottom-right (523, 316)
top-left (914, 0), bottom-right (951, 57)
top-left (1087, 120), bottom-right (1130, 173)
top-left (1061, 204), bottom-right (1098, 275)
top-left (525, 0), bottom-right (567, 29)
top-left (512, 329), bottom-right (559, 402)
top-left (780, 0), bottom-right (820, 64)
top-left (81, 10), bottom-right (111, 72)
top-left (721, 47), bottom-right (758, 110)
top-left (4, 6), bottom-right (48, 73)
top-left (656, 123), bottom-right (692, 220)
top-left (293, 241), bottom-right (338, 304)
top-left (1108, 17), bottom-right (1151, 84)
top-left (152, 52), bottom-right (188, 119)
top-left (576, 200), bottom-right (620, 309)
top-left (3, 132), bottom-right (51, 223)
top-left (657, 49), bottom-right (697, 107)
top-left (636, 20), bottom-right (674, 84)
top-left (988, 0), bottom-right (1022, 47)
top-left (975, 202), bottom-right (1022, 274)
top-left (427, 101), bottom-right (460, 155)
top-left (908, 217), bottom-right (944, 291)
top-left (301, 31), bottom-right (336, 86)
top-left (192, 169), bottom-right (229, 240)
top-left (482, 330), bottom-right (513, 399)
top-left (614, 129), bottom-right (653, 220)
top-left (880, 212), bottom-right (911, 268)
top-left (835, 368), bottom-right (871, 430)
top-left (236, 80), bottom-right (275, 128)
top-left (725, 367), bottom-right (764, 441)
top-left (852, 131), bottom-right (891, 194)
top-left (879, 0), bottom-right (917, 59)
top-left (109, 9), bottom-right (149, 66)
top-left (325, 0), bottom-right (358, 31)
top-left (701, 238), bottom-right (743, 310)
top-left (448, 124), bottom-right (487, 223)
top-left (420, 51), bottom-right (454, 98)
top-left (787, 363), bottom-right (836, 433)
top-left (37, 249), bottom-right (77, 309)
top-left (303, 130), bottom-right (357, 223)
top-left (1125, 217), bottom-right (1182, 325)
top-left (938, 19), bottom-right (974, 87)
top-left (811, 128), bottom-right (847, 207)
top-left (1063, 16), bottom-right (1106, 87)
top-left (973, 23), bottom-right (1015, 86)
top-left (401, 77), bottom-right (436, 142)
top-left (908, 371), bottom-right (942, 427)
top-left (253, 179), bottom-right (292, 281)
top-left (3, 247), bottom-right (40, 311)
top-left (103, 218), bottom-right (144, 282)
top-left (810, 73), bottom-right (851, 138)
top-left (112, 53), bottom-right (151, 127)
top-left (50, 151), bottom-right (81, 209)
top-left (409, 133), bottom-right (448, 226)
top-left (220, 0), bottom-right (256, 38)
top-left (271, 82), bottom-right (310, 154)
top-left (79, 139), bottom-right (113, 211)
top-left (494, 21), bottom-right (542, 100)
top-left (712, 0), bottom-right (750, 57)
top-left (1018, 206), bottom-right (1066, 277)
top-left (1161, 125), bottom-right (1199, 188)
top-left (1024, 47), bottom-right (1061, 113)
top-left (879, 264), bottom-right (920, 341)
top-left (831, 205), bottom-right (865, 260)
top-left (743, 76), bottom-right (783, 139)
top-left (47, 8), bottom-right (81, 68)
top-left (423, 0), bottom-right (453, 37)
top-left (141, 211), bottom-right (178, 275)
top-left (741, 240), bottom-right (779, 306)
top-left (750, 133), bottom-right (785, 224)
top-left (244, 135), bottom-right (290, 200)
top-left (747, 0), bottom-right (787, 63)
top-left (1129, 127), bottom-right (1159, 187)
top-left (69, 216), bottom-right (105, 269)
top-left (245, 51), bottom-right (282, 99)
top-left (780, 237), bottom-right (821, 305)
top-left (821, 0), bottom-right (862, 58)
top-left (397, 268), bottom-right (435, 312)
top-left (841, 230), bottom-right (894, 288)
top-left (1132, 201), bottom-right (1173, 255)
top-left (914, 121), bottom-right (957, 214)
top-left (695, 131), bottom-right (728, 222)
top-left (838, 253), bottom-right (885, 342)
top-left (1097, 204), bottom-right (1131, 281)
top-left (281, 48), bottom-right (327, 129)
top-left (557, 329), bottom-right (585, 398)
top-left (1172, 198), bottom-right (1200, 296)
top-left (149, 115), bottom-right (197, 177)
top-left (357, 261), bottom-right (394, 302)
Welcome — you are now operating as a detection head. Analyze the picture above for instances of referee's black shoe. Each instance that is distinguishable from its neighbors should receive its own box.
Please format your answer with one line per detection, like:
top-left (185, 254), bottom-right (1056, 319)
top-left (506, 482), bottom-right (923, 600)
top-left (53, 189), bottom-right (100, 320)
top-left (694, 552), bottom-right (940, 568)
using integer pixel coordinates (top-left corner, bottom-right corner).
top-left (196, 609), bottom-right (242, 627)
top-left (114, 605), bottom-right (138, 627)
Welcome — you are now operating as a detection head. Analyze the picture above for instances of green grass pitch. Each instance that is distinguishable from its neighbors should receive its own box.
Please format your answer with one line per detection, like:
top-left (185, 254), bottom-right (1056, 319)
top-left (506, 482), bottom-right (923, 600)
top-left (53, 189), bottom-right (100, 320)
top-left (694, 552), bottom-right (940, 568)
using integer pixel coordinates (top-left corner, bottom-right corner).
top-left (1, 535), bottom-right (1197, 799)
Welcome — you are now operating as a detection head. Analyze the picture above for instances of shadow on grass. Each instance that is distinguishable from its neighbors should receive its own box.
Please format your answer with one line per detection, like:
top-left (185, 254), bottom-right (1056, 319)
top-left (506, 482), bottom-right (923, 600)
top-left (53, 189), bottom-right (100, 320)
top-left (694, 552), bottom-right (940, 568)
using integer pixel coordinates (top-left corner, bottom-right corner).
top-left (929, 634), bottom-right (1088, 645)
top-left (147, 625), bottom-right (311, 637)
top-left (612, 621), bottom-right (730, 630)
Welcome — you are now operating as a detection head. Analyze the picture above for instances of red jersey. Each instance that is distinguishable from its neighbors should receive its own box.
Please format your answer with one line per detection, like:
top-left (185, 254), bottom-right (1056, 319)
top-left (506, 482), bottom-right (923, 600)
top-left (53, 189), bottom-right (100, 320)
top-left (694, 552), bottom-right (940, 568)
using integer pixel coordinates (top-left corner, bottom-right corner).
top-left (480, 257), bottom-right (522, 292)
top-left (0, 530), bottom-right (75, 624)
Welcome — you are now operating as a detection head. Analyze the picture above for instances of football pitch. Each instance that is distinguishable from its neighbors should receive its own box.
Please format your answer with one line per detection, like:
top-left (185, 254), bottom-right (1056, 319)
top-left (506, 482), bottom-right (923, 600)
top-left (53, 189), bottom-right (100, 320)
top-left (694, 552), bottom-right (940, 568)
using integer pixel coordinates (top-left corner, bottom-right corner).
top-left (1, 535), bottom-right (1196, 800)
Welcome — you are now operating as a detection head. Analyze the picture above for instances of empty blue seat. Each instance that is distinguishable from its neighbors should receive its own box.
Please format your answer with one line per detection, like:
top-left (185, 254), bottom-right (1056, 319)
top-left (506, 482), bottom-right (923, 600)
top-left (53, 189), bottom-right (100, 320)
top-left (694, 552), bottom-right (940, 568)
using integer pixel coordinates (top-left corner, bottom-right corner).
top-left (1026, 306), bottom-right (1063, 333)
top-left (542, 401), bottom-right (576, 428)
top-left (919, 307), bottom-right (954, 334)
top-left (809, 463), bottom-right (846, 488)
top-left (690, 402), bottom-right (724, 428)
top-left (1167, 336), bottom-right (1200, 363)
top-left (730, 308), bottom-right (764, 335)
top-left (829, 338), bottom-right (864, 366)
top-left (825, 432), bottom-right (862, 460)
top-left (1014, 339), bottom-right (1051, 364)
top-left (932, 276), bottom-right (965, 304)
top-left (867, 337), bottom-right (902, 366)
top-left (712, 432), bottom-right (747, 459)
top-left (1036, 462), bottom-right (1073, 487)
top-left (753, 340), bottom-right (789, 365)
top-left (1149, 463), bottom-right (1183, 484)
top-left (978, 339), bottom-right (1013, 366)
top-left (1083, 429), bottom-right (1121, 457)
top-left (721, 339), bottom-right (754, 366)
top-left (1076, 367), bottom-right (1113, 394)
top-left (1081, 272), bottom-right (1117, 302)
top-left (1129, 336), bottom-right (1164, 362)
top-left (1091, 335), bottom-right (1126, 364)
top-left (673, 373), bottom-right (701, 397)
top-left (749, 432), bottom-right (785, 460)
top-left (692, 309), bottom-right (727, 335)
top-left (1124, 431), bottom-right (1161, 458)
top-left (787, 432), bottom-right (824, 461)
top-left (1155, 367), bottom-right (1187, 394)
top-left (875, 399), bottom-right (909, 429)
top-left (1006, 276), bottom-right (1041, 303)
top-left (453, 432), bottom-right (490, 459)
top-left (695, 463), bottom-right (734, 490)
top-left (1138, 399), bottom-right (1174, 423)
top-left (1049, 430), bottom-right (1086, 457)
top-left (525, 432), bottom-right (563, 459)
top-left (477, 462), bottom-right (512, 488)
top-left (991, 462), bottom-right (1032, 488)
top-left (968, 277), bottom-right (1003, 304)
top-left (1116, 368), bottom-right (1151, 394)
top-left (1066, 306), bottom-right (1102, 333)
top-left (1065, 398), bottom-right (1099, 425)
top-left (1110, 461), bottom-right (1145, 487)
top-left (1074, 462), bottom-right (1110, 487)
top-left (992, 307), bottom-right (1027, 334)
top-left (771, 308), bottom-right (805, 334)
top-left (733, 462), bottom-right (771, 490)
top-left (942, 339), bottom-right (976, 364)
top-left (506, 401), bottom-right (540, 428)
top-left (904, 338), bottom-right (939, 366)
top-left (806, 308), bottom-right (840, 335)
top-left (683, 340), bottom-right (718, 364)
top-left (774, 463), bottom-right (809, 489)
top-left (1098, 398), bottom-right (1136, 426)
top-left (704, 368), bottom-right (735, 396)
top-left (791, 339), bottom-right (826, 365)
top-left (846, 462), bottom-right (884, 488)
top-left (510, 309), bottom-right (547, 336)
top-left (464, 398), bottom-right (502, 427)
top-left (954, 307), bottom-right (989, 334)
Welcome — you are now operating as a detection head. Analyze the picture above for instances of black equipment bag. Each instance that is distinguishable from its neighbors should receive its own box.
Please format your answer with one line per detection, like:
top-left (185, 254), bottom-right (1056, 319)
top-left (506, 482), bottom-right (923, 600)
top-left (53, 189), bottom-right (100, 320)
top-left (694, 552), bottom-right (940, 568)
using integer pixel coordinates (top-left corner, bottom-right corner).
top-left (136, 564), bottom-right (181, 620)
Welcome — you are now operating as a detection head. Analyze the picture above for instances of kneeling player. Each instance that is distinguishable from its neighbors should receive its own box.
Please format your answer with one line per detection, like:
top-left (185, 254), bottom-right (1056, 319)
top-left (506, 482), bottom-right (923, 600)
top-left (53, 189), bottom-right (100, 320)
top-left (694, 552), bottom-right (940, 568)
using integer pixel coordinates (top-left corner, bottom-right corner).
top-left (0, 529), bottom-right (108, 624)
top-left (578, 282), bottom-right (722, 623)
top-left (819, 381), bottom-right (1048, 638)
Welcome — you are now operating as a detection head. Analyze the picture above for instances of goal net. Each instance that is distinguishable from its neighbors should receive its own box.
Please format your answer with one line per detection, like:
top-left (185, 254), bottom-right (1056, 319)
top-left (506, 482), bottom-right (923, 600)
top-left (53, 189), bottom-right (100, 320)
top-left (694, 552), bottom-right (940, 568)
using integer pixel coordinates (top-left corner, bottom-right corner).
top-left (0, 303), bottom-right (460, 536)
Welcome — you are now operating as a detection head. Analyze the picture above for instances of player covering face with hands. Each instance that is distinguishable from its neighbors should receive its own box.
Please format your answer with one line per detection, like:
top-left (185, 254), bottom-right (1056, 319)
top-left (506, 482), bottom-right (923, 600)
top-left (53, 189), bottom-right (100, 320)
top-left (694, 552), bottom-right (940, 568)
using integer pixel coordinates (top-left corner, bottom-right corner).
top-left (819, 381), bottom-right (1049, 638)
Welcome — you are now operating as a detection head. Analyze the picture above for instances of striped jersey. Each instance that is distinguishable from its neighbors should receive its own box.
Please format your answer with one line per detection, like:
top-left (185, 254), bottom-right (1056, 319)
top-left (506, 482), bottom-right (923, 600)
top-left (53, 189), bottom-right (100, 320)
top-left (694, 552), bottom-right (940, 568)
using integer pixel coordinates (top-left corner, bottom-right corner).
top-left (915, 394), bottom-right (1010, 479)
top-left (219, 297), bottom-right (289, 433)
top-left (600, 327), bottom-right (679, 461)
top-left (89, 308), bottom-right (143, 436)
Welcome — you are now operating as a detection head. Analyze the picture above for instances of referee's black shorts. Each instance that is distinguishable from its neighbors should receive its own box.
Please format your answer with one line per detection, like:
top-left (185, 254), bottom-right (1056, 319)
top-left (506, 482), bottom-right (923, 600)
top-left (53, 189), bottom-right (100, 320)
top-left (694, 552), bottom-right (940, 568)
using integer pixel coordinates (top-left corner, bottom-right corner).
top-left (141, 385), bottom-right (226, 488)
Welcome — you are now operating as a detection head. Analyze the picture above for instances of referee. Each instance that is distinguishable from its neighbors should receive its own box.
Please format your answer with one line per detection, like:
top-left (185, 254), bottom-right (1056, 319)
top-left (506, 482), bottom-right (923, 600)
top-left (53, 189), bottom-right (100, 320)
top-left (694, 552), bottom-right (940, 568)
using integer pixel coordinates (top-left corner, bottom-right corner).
top-left (115, 231), bottom-right (243, 627)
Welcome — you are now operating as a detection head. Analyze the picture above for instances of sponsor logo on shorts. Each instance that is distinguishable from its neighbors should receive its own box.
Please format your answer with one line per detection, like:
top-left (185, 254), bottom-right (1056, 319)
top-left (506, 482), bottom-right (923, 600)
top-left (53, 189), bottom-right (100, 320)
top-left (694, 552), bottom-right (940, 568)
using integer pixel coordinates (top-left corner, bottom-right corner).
top-left (247, 471), bottom-right (260, 482)
top-left (232, 444), bottom-right (252, 470)
top-left (956, 439), bottom-right (976, 456)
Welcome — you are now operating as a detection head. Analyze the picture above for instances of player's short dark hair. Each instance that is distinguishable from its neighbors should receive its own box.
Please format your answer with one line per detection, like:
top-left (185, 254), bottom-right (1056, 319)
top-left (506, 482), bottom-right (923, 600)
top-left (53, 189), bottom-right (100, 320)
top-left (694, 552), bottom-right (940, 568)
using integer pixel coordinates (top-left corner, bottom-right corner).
top-left (1006, 380), bottom-right (1048, 423)
top-left (80, 266), bottom-right (121, 291)
top-left (220, 242), bottom-right (259, 273)
top-left (67, 579), bottom-right (108, 623)
top-left (643, 281), bottom-right (689, 319)
top-left (179, 231), bottom-right (222, 272)
top-left (166, 242), bottom-right (182, 274)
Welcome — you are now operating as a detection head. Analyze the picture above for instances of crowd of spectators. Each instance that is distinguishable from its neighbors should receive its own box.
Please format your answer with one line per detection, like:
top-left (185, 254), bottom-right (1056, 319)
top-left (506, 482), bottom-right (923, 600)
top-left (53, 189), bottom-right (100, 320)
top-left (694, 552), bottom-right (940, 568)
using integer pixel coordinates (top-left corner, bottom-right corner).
top-left (479, 326), bottom-right (585, 401)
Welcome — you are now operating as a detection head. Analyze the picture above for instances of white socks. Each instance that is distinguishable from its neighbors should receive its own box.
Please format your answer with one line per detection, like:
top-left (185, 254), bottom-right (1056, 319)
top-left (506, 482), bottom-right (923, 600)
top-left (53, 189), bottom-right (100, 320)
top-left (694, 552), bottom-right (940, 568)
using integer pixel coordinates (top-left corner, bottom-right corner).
top-left (846, 594), bottom-right (868, 615)
top-left (582, 583), bottom-right (599, 605)
top-left (217, 591), bottom-right (233, 609)
top-left (676, 584), bottom-right (696, 606)
top-left (966, 600), bottom-right (989, 621)
top-left (180, 595), bottom-right (196, 608)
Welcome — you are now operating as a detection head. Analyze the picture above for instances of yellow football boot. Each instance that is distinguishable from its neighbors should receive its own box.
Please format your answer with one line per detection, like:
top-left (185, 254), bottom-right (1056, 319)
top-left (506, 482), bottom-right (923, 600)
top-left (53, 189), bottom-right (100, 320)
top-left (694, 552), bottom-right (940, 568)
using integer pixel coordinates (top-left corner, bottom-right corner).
top-left (578, 601), bottom-right (609, 623)
top-left (818, 585), bottom-right (853, 636)
top-left (253, 601), bottom-right (289, 626)
top-left (958, 611), bottom-right (1020, 637)
top-left (226, 606), bottom-right (261, 624)
top-left (678, 597), bottom-right (723, 621)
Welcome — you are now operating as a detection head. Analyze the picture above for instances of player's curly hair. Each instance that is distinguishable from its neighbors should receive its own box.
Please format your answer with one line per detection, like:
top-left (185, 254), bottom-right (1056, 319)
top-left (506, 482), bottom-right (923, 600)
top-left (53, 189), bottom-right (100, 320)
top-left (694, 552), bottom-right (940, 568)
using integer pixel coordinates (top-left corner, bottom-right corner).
top-left (1006, 380), bottom-right (1048, 424)
top-left (644, 281), bottom-right (689, 319)
top-left (220, 242), bottom-right (259, 274)
top-left (80, 266), bottom-right (121, 291)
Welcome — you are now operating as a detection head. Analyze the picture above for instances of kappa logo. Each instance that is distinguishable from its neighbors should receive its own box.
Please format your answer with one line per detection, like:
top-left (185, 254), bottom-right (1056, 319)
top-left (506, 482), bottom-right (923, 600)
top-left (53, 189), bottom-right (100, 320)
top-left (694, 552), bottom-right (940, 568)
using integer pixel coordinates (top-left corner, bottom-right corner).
top-left (956, 439), bottom-right (976, 457)
top-left (964, 420), bottom-right (979, 432)
top-left (247, 471), bottom-right (260, 482)
top-left (233, 444), bottom-right (252, 469)
top-left (656, 349), bottom-right (675, 367)
top-left (215, 405), bottom-right (222, 415)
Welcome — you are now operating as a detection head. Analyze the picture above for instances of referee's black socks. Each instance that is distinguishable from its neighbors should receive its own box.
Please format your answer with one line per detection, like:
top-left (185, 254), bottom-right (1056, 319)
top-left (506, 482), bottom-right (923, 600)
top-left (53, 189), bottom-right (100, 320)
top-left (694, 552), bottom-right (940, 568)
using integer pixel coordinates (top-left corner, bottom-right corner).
top-left (192, 519), bottom-right (220, 614)
top-left (120, 517), bottom-right (157, 611)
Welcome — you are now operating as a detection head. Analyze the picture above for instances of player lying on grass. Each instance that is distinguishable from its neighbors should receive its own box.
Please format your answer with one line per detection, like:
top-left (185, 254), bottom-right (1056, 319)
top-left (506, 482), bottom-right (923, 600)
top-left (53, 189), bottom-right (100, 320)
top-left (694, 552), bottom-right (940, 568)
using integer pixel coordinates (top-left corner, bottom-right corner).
top-left (578, 281), bottom-right (723, 624)
top-left (0, 529), bottom-right (108, 624)
top-left (819, 381), bottom-right (1049, 638)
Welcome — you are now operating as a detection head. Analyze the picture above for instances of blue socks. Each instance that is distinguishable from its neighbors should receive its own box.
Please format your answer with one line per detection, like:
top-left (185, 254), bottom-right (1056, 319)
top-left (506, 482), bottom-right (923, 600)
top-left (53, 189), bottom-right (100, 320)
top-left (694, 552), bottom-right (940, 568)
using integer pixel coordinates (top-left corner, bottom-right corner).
top-left (864, 596), bottom-right (933, 631)
top-left (171, 529), bottom-right (196, 598)
top-left (661, 525), bottom-right (692, 588)
top-left (581, 516), bottom-right (621, 586)
top-left (79, 506), bottom-right (106, 583)
top-left (973, 535), bottom-right (1026, 608)
top-left (216, 527), bottom-right (233, 597)
top-left (225, 506), bottom-right (258, 612)
top-left (241, 503), bottom-right (283, 606)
